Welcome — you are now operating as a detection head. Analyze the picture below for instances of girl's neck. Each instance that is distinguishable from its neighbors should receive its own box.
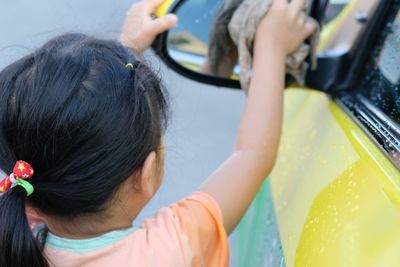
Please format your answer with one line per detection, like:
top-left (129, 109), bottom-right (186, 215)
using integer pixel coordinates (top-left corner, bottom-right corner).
top-left (43, 185), bottom-right (149, 239)
top-left (45, 211), bottom-right (134, 239)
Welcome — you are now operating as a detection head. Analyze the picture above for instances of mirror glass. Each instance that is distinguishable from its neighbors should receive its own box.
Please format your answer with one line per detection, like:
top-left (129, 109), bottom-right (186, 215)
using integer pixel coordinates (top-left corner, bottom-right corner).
top-left (167, 0), bottom-right (239, 80)
top-left (167, 0), bottom-right (351, 82)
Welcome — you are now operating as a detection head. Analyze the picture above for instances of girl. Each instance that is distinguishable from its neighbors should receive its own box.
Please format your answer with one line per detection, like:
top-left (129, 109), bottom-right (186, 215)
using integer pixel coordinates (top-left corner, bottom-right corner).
top-left (0, 0), bottom-right (316, 266)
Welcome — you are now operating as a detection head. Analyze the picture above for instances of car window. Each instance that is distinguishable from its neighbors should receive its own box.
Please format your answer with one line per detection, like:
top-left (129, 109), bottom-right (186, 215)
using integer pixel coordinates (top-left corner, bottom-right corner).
top-left (358, 10), bottom-right (400, 124)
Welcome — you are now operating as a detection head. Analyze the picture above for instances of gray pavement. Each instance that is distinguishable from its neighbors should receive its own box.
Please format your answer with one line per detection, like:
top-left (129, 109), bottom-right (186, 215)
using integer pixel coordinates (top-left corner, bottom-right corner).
top-left (1, 0), bottom-right (245, 265)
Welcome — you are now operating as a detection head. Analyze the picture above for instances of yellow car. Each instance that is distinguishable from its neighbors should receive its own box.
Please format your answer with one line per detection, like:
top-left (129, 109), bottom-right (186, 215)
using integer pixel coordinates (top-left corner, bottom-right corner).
top-left (153, 0), bottom-right (400, 266)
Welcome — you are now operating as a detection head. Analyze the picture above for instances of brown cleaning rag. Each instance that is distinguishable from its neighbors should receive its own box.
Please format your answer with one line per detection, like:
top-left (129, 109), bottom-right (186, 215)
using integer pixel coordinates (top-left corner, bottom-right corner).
top-left (208, 0), bottom-right (320, 92)
top-left (229, 0), bottom-right (319, 91)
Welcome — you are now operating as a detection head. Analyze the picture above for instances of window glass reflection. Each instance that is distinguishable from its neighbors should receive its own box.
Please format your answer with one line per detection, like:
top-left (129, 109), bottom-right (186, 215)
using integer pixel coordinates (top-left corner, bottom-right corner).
top-left (359, 11), bottom-right (400, 123)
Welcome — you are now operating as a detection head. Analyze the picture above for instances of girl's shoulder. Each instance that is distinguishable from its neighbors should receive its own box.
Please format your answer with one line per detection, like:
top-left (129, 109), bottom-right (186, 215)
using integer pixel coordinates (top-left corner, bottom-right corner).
top-left (45, 192), bottom-right (229, 267)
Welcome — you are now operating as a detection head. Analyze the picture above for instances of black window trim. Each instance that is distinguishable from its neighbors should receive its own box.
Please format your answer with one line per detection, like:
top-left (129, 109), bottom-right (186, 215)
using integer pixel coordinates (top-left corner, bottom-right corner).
top-left (336, 93), bottom-right (400, 170)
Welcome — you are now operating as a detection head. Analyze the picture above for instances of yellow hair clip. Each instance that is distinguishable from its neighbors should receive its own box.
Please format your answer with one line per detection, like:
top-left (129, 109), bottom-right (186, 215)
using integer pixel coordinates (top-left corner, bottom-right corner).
top-left (125, 63), bottom-right (134, 69)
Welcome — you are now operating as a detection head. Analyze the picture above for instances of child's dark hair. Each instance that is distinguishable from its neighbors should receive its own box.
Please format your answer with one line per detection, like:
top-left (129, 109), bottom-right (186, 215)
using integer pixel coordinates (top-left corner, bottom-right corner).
top-left (0, 33), bottom-right (169, 267)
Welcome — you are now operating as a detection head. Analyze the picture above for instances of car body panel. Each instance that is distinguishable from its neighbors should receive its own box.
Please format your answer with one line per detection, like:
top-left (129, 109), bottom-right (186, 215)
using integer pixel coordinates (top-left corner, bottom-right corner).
top-left (238, 88), bottom-right (400, 267)
top-left (155, 0), bottom-right (176, 17)
top-left (237, 180), bottom-right (285, 267)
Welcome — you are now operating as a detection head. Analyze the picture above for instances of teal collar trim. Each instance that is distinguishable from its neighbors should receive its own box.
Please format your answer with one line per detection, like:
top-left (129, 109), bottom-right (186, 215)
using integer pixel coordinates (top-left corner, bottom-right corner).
top-left (46, 225), bottom-right (137, 254)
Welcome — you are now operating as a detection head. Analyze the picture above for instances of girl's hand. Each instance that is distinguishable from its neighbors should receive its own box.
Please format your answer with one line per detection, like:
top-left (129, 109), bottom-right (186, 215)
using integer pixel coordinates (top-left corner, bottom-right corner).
top-left (120, 0), bottom-right (178, 53)
top-left (255, 0), bottom-right (317, 55)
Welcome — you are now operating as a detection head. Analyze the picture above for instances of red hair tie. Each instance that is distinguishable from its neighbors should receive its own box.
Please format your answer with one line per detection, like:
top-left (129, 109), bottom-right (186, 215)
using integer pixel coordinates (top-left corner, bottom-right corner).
top-left (0, 161), bottom-right (34, 196)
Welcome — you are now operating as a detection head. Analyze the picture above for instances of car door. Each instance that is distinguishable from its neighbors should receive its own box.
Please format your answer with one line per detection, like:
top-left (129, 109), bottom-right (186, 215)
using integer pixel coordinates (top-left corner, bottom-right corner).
top-left (237, 2), bottom-right (400, 267)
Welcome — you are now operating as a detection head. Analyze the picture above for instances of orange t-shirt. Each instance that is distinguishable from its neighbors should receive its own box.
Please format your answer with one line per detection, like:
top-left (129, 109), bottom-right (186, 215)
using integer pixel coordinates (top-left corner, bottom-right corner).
top-left (44, 192), bottom-right (229, 267)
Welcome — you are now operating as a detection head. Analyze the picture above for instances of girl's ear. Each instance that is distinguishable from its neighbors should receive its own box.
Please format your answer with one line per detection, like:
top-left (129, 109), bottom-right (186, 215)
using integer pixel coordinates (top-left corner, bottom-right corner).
top-left (138, 151), bottom-right (158, 197)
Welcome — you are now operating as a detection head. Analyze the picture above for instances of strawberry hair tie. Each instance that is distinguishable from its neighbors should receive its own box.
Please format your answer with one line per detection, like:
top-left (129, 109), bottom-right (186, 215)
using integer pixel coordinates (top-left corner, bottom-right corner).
top-left (0, 161), bottom-right (34, 196)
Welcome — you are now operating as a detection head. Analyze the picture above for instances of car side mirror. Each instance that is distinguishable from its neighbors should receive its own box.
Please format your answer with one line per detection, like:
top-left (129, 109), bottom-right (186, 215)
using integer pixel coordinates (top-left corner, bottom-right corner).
top-left (151, 0), bottom-right (335, 90)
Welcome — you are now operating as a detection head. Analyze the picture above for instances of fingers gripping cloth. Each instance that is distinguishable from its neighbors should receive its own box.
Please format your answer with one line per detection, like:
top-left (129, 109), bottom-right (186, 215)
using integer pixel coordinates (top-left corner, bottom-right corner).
top-left (229, 0), bottom-right (319, 91)
top-left (208, 0), bottom-right (320, 92)
top-left (0, 161), bottom-right (34, 196)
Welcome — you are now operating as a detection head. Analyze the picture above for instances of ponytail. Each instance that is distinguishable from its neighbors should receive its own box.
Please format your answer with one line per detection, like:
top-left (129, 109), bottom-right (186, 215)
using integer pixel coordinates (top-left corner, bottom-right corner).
top-left (0, 187), bottom-right (49, 267)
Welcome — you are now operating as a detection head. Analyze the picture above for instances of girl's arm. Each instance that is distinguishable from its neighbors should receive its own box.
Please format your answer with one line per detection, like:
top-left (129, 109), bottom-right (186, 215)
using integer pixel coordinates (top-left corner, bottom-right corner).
top-left (200, 0), bottom-right (317, 234)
